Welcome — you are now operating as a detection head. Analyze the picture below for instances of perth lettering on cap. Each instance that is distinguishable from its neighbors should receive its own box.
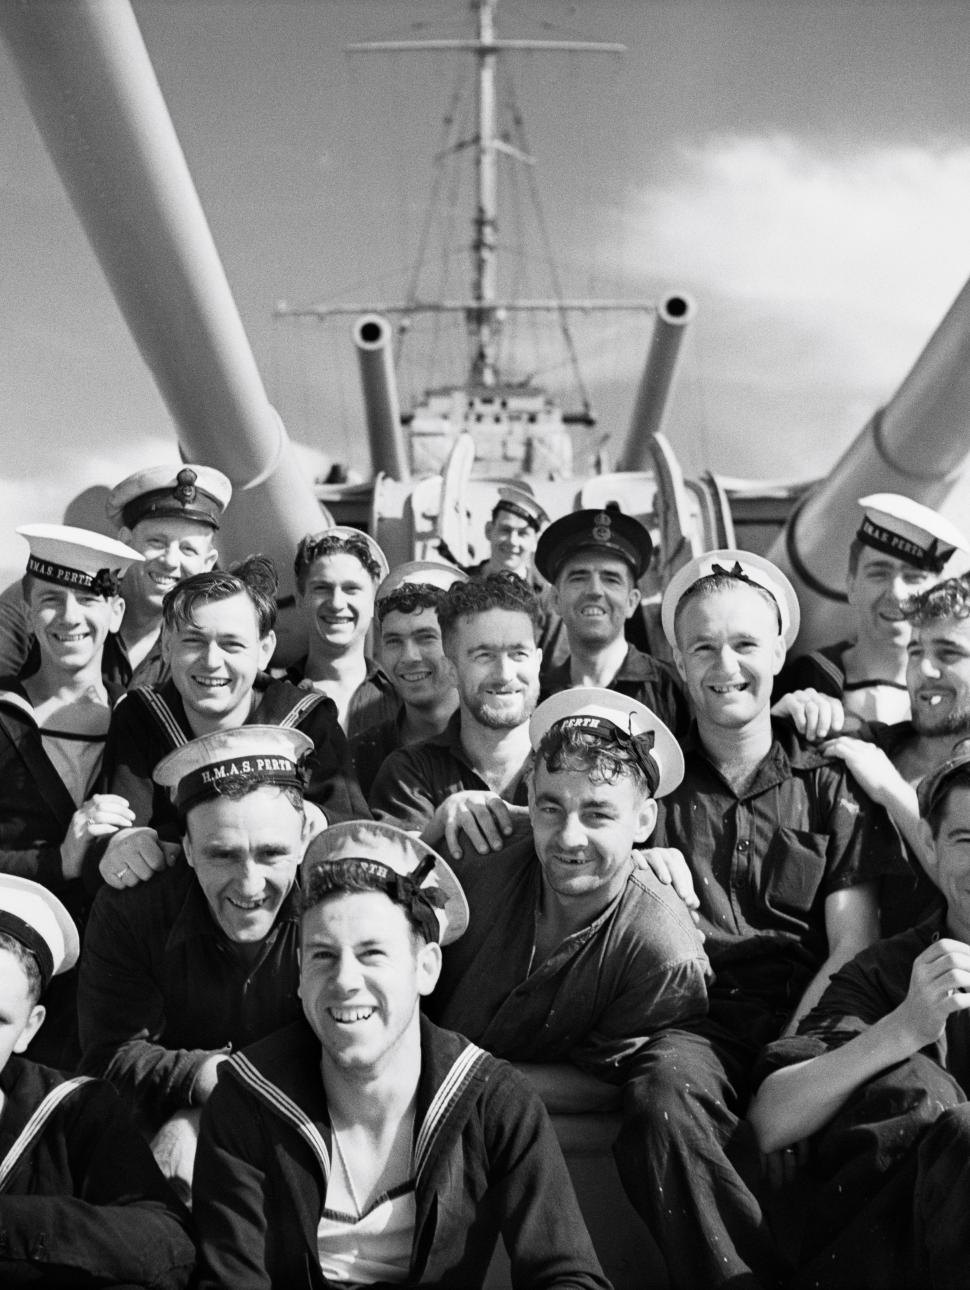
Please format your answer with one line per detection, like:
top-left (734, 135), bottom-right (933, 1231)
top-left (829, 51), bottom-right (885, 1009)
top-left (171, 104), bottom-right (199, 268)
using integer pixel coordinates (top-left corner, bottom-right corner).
top-left (17, 524), bottom-right (144, 598)
top-left (856, 493), bottom-right (970, 575)
top-left (528, 686), bottom-right (684, 798)
top-left (153, 726), bottom-right (314, 817)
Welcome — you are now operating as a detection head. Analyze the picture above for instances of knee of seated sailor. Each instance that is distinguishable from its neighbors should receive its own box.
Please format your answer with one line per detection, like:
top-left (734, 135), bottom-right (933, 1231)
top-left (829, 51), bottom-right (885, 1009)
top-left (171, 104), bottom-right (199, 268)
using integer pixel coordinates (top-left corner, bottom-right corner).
top-left (619, 1060), bottom-right (715, 1134)
top-left (838, 1054), bottom-right (963, 1129)
top-left (918, 1100), bottom-right (970, 1164)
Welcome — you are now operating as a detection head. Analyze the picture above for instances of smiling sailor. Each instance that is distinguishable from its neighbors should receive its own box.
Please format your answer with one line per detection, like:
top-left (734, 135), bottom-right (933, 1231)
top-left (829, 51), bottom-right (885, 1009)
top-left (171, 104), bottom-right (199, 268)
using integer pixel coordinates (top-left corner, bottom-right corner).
top-left (536, 505), bottom-right (689, 735)
top-left (78, 725), bottom-right (315, 1199)
top-left (777, 493), bottom-right (970, 722)
top-left (192, 818), bottom-right (610, 1290)
top-left (0, 874), bottom-right (196, 1287)
top-left (615, 547), bottom-right (903, 1290)
top-left (0, 525), bottom-right (143, 1067)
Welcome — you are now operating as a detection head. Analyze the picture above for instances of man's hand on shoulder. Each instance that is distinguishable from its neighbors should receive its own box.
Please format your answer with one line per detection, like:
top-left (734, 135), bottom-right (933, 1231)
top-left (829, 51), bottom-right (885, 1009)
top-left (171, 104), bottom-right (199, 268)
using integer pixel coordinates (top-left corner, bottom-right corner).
top-left (99, 827), bottom-right (181, 889)
top-left (772, 689), bottom-right (855, 742)
top-left (423, 791), bottom-right (528, 861)
top-left (61, 793), bottom-right (136, 880)
top-left (821, 736), bottom-right (905, 808)
top-left (632, 846), bottom-right (701, 925)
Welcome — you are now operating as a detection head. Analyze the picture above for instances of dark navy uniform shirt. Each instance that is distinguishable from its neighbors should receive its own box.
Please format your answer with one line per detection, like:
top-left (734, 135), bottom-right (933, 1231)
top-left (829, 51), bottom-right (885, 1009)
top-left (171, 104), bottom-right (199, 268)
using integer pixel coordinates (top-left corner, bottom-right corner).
top-left (540, 643), bottom-right (690, 737)
top-left (428, 836), bottom-right (710, 1080)
top-left (653, 720), bottom-right (900, 1010)
top-left (369, 711), bottom-right (531, 830)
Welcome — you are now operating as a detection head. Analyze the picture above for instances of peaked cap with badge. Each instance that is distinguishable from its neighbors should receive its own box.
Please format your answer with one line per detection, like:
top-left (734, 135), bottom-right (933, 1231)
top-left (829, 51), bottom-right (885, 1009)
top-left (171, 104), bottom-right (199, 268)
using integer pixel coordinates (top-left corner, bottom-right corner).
top-left (17, 524), bottom-right (144, 599)
top-left (529, 685), bottom-right (684, 798)
top-left (535, 507), bottom-right (653, 584)
top-left (154, 726), bottom-right (313, 818)
top-left (856, 493), bottom-right (970, 575)
top-left (661, 547), bottom-right (801, 649)
top-left (303, 819), bottom-right (469, 945)
top-left (105, 464), bottom-right (232, 531)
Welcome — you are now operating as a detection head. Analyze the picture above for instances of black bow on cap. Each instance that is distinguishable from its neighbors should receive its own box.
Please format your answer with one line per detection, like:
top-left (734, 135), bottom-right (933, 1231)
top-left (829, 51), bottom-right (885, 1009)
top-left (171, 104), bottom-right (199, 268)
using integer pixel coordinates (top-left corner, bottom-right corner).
top-left (557, 715), bottom-right (659, 794)
top-left (90, 568), bottom-right (121, 598)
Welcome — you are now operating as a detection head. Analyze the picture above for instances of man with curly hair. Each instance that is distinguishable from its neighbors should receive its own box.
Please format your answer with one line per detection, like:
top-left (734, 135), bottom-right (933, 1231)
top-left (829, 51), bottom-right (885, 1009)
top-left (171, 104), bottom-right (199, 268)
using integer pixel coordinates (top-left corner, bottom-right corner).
top-left (370, 573), bottom-right (543, 858)
top-left (350, 562), bottom-right (464, 796)
top-left (821, 575), bottom-right (970, 929)
top-left (288, 527), bottom-right (399, 739)
top-left (95, 556), bottom-right (367, 889)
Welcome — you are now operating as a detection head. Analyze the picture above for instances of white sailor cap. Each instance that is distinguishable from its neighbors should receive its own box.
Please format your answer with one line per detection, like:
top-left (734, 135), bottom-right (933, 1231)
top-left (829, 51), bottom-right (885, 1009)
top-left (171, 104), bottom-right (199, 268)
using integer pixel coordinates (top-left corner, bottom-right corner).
top-left (105, 464), bottom-right (232, 531)
top-left (0, 875), bottom-right (79, 988)
top-left (154, 726), bottom-right (314, 818)
top-left (303, 820), bottom-right (469, 945)
top-left (376, 560), bottom-right (469, 603)
top-left (661, 548), bottom-right (801, 649)
top-left (856, 494), bottom-right (970, 575)
top-left (294, 527), bottom-right (390, 586)
top-left (17, 523), bottom-right (144, 598)
top-left (529, 686), bottom-right (684, 798)
top-left (491, 484), bottom-right (549, 532)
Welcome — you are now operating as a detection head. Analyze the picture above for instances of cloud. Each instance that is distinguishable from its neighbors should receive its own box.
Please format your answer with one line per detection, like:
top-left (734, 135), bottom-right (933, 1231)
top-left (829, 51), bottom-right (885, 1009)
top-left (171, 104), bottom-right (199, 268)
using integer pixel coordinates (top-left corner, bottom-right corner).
top-left (631, 135), bottom-right (970, 364)
top-left (580, 135), bottom-right (970, 477)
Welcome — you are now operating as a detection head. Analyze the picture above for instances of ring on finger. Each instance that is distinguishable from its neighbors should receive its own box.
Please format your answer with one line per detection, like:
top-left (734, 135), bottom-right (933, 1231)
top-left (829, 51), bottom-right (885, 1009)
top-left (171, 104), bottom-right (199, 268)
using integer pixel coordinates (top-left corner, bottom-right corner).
top-left (115, 865), bottom-right (130, 880)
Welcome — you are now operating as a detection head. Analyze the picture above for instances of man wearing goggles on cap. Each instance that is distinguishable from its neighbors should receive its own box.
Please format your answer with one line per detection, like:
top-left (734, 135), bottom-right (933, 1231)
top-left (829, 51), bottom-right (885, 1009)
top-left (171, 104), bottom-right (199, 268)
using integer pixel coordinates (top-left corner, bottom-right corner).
top-left (750, 743), bottom-right (970, 1288)
top-left (192, 820), bottom-right (609, 1290)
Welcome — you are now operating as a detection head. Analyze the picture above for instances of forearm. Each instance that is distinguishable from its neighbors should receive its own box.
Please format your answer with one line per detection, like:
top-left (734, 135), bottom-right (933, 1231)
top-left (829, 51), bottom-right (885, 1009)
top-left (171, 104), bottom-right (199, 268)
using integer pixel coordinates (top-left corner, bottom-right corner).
top-left (748, 1011), bottom-right (918, 1152)
top-left (786, 942), bottom-right (861, 1035)
top-left (873, 781), bottom-right (926, 864)
top-left (512, 1063), bottom-right (622, 1114)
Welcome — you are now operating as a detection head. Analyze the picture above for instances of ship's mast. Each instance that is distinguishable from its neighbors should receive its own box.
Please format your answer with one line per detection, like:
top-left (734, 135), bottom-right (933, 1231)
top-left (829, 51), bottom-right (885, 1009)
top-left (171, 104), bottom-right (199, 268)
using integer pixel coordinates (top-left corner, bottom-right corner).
top-left (338, 0), bottom-right (624, 391)
top-left (472, 0), bottom-right (499, 386)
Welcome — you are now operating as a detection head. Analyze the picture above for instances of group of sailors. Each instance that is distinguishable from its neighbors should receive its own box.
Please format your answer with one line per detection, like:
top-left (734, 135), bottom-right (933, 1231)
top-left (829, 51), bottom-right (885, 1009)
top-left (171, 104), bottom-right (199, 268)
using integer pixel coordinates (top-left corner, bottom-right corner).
top-left (1, 461), bottom-right (969, 1289)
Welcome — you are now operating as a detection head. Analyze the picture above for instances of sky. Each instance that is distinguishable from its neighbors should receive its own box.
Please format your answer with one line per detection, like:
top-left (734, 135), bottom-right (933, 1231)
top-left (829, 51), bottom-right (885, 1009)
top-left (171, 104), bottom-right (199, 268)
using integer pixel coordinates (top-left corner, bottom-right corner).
top-left (3, 0), bottom-right (970, 582)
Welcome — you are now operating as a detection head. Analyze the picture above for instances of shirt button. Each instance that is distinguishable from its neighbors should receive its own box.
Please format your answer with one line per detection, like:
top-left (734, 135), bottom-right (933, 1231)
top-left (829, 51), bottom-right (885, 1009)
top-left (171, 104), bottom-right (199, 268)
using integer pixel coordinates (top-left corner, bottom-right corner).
top-left (737, 839), bottom-right (750, 852)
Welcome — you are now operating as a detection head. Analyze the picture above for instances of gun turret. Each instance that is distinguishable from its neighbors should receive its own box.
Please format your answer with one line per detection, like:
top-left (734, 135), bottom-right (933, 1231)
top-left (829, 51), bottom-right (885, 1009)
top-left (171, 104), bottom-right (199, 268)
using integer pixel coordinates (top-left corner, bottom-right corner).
top-left (768, 275), bottom-right (970, 649)
top-left (353, 314), bottom-right (410, 482)
top-left (0, 0), bottom-right (325, 592)
top-left (616, 293), bottom-right (695, 471)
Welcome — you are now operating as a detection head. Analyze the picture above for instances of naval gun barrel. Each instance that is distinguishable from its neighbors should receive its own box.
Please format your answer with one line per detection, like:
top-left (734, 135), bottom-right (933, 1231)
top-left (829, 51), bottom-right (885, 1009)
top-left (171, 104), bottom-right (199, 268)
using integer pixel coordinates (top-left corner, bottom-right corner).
top-left (0, 0), bottom-right (325, 586)
top-left (616, 293), bottom-right (695, 471)
top-left (768, 274), bottom-right (970, 649)
top-left (353, 314), bottom-right (410, 482)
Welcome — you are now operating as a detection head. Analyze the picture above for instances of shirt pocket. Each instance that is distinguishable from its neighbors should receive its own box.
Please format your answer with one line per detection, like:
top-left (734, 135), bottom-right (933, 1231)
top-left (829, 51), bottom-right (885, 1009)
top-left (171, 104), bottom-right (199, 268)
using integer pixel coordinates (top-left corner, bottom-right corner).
top-left (761, 828), bottom-right (828, 921)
